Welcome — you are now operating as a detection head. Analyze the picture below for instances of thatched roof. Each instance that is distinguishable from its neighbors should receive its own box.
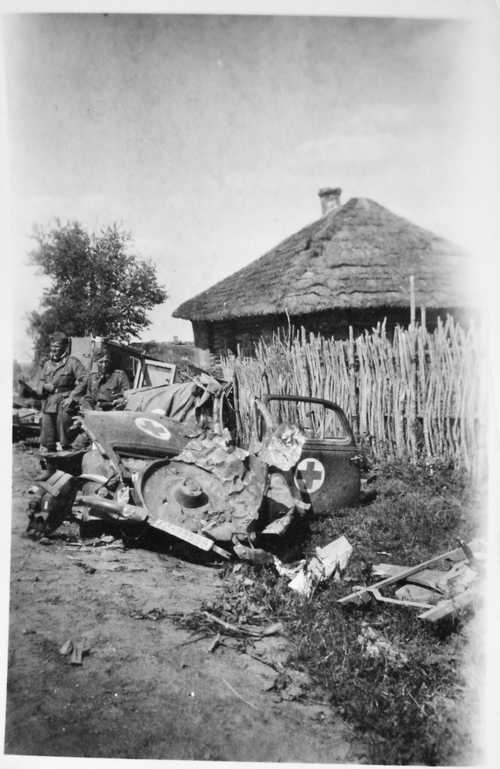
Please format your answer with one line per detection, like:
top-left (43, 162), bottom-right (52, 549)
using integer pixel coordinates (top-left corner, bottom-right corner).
top-left (174, 197), bottom-right (469, 322)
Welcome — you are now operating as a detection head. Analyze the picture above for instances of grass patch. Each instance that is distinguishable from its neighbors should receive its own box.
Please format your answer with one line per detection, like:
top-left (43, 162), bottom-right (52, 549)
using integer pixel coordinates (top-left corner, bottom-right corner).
top-left (205, 461), bottom-right (484, 765)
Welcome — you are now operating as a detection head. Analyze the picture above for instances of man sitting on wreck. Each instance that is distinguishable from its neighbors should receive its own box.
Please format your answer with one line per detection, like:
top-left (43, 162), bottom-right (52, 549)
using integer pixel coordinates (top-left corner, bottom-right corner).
top-left (69, 350), bottom-right (130, 452)
top-left (79, 350), bottom-right (130, 412)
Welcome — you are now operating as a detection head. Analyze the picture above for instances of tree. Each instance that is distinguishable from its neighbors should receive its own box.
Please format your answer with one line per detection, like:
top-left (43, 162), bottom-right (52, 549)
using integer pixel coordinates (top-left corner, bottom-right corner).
top-left (28, 222), bottom-right (168, 359)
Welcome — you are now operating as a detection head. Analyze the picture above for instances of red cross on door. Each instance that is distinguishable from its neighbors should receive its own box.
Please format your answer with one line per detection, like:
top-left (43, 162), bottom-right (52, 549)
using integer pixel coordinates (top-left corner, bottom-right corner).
top-left (294, 458), bottom-right (325, 493)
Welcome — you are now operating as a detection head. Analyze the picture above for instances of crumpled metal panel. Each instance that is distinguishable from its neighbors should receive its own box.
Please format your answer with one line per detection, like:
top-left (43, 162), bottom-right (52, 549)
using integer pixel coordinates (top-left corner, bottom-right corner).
top-left (257, 422), bottom-right (305, 471)
top-left (138, 428), bottom-right (308, 543)
top-left (139, 434), bottom-right (269, 542)
top-left (82, 410), bottom-right (195, 460)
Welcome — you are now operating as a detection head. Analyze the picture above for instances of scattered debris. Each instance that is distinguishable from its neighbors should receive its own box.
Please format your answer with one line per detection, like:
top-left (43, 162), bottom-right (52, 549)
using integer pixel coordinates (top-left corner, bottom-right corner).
top-left (130, 608), bottom-right (171, 621)
top-left (279, 535), bottom-right (353, 598)
top-left (418, 585), bottom-right (480, 622)
top-left (58, 638), bottom-right (90, 665)
top-left (233, 543), bottom-right (274, 565)
top-left (339, 543), bottom-right (477, 606)
top-left (260, 622), bottom-right (285, 637)
top-left (59, 640), bottom-right (73, 655)
top-left (201, 611), bottom-right (283, 639)
top-left (70, 642), bottom-right (84, 665)
top-left (208, 634), bottom-right (221, 653)
top-left (339, 540), bottom-right (485, 624)
top-left (395, 584), bottom-right (440, 604)
top-left (273, 557), bottom-right (306, 580)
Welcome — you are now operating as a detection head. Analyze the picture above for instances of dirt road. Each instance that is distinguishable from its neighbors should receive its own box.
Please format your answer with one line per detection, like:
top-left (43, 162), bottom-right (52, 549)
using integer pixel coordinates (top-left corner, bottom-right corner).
top-left (5, 446), bottom-right (363, 761)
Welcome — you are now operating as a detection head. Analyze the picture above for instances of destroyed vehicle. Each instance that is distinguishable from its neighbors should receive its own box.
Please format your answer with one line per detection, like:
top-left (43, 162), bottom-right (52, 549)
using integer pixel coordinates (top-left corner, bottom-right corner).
top-left (27, 383), bottom-right (361, 562)
top-left (26, 376), bottom-right (244, 554)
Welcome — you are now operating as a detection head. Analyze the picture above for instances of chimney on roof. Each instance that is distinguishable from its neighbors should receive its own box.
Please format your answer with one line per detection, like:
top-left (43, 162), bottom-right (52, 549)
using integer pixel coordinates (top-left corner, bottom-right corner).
top-left (318, 187), bottom-right (342, 216)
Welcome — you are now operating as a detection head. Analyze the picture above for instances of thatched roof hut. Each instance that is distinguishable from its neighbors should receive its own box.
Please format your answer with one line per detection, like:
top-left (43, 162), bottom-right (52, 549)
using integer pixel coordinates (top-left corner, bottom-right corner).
top-left (174, 189), bottom-right (470, 356)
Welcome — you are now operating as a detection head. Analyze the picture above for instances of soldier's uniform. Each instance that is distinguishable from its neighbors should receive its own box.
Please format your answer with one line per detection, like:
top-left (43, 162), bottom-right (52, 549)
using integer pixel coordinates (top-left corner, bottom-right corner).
top-left (80, 368), bottom-right (130, 411)
top-left (39, 352), bottom-right (88, 451)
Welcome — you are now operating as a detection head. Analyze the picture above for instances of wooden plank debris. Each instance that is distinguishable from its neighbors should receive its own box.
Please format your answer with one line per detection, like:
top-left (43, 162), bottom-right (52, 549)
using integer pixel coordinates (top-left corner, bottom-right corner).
top-left (418, 586), bottom-right (479, 622)
top-left (338, 546), bottom-right (467, 606)
top-left (372, 564), bottom-right (447, 592)
top-left (59, 640), bottom-right (73, 655)
top-left (70, 642), bottom-right (84, 665)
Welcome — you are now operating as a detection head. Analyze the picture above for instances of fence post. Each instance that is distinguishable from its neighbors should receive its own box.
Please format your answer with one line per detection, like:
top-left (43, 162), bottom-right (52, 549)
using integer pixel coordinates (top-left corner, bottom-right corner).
top-left (410, 275), bottom-right (416, 328)
top-left (347, 325), bottom-right (358, 437)
top-left (408, 324), bottom-right (419, 462)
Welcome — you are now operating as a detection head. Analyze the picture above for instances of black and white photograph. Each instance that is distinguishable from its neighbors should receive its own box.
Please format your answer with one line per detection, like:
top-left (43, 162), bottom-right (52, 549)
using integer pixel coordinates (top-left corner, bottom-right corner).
top-left (3, 2), bottom-right (498, 765)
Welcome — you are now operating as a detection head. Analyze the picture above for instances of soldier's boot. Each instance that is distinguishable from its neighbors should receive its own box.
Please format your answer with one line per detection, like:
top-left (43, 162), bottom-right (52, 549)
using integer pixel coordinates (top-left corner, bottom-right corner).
top-left (34, 457), bottom-right (57, 482)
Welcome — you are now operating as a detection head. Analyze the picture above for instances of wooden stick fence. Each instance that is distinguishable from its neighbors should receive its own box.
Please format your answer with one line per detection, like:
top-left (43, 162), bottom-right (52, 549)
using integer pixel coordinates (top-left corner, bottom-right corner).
top-left (222, 316), bottom-right (481, 471)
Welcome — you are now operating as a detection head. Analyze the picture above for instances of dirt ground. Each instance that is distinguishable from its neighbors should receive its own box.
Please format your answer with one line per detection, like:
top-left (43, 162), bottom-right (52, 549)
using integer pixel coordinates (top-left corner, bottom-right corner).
top-left (4, 445), bottom-right (365, 762)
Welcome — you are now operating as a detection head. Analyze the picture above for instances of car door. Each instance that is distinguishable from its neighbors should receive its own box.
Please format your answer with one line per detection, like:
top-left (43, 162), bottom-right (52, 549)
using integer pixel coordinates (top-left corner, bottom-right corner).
top-left (263, 395), bottom-right (361, 513)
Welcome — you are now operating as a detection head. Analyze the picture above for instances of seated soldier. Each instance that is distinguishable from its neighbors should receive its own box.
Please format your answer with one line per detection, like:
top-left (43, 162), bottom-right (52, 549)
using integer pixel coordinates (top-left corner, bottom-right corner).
top-left (80, 350), bottom-right (130, 411)
top-left (70, 351), bottom-right (130, 452)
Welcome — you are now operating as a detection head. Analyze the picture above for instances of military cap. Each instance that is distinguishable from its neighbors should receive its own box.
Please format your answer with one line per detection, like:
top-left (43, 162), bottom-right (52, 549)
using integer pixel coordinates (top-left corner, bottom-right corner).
top-left (95, 350), bottom-right (111, 361)
top-left (50, 331), bottom-right (68, 344)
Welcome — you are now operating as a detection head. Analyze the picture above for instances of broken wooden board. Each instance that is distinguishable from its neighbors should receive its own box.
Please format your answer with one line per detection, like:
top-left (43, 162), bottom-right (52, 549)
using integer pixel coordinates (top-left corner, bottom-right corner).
top-left (418, 586), bottom-right (479, 622)
top-left (70, 642), bottom-right (84, 665)
top-left (373, 564), bottom-right (449, 593)
top-left (444, 563), bottom-right (478, 596)
top-left (338, 546), bottom-right (467, 606)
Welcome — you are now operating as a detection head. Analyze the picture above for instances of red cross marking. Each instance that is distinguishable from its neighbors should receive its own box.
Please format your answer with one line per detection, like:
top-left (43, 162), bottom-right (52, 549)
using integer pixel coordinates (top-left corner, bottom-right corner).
top-left (294, 458), bottom-right (325, 492)
top-left (135, 418), bottom-right (172, 441)
top-left (145, 421), bottom-right (166, 437)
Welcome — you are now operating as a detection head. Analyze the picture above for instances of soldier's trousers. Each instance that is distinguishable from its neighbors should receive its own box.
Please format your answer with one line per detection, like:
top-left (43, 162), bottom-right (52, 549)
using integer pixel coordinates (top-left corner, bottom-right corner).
top-left (39, 405), bottom-right (75, 451)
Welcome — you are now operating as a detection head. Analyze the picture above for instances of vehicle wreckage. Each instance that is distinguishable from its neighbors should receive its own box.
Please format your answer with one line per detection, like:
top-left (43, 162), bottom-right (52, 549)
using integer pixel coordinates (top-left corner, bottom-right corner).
top-left (26, 374), bottom-right (363, 562)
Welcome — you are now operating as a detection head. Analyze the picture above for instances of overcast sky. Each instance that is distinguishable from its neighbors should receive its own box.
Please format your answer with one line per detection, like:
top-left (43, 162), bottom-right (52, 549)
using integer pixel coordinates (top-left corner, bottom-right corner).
top-left (5, 12), bottom-right (478, 361)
